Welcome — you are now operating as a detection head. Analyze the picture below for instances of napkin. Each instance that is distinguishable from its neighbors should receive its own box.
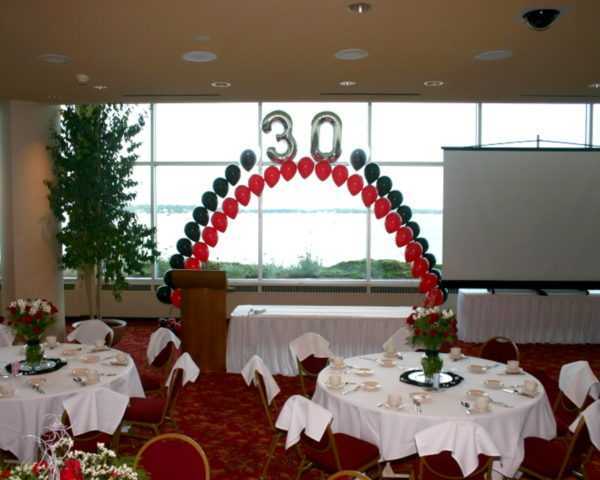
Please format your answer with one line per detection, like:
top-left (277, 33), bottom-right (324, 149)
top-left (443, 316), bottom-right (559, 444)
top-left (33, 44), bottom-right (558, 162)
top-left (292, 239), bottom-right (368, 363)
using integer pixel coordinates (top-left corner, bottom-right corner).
top-left (383, 325), bottom-right (414, 353)
top-left (289, 332), bottom-right (332, 362)
top-left (415, 421), bottom-right (500, 477)
top-left (67, 320), bottom-right (114, 346)
top-left (165, 352), bottom-right (200, 387)
top-left (241, 355), bottom-right (280, 405)
top-left (63, 388), bottom-right (129, 436)
top-left (146, 327), bottom-right (181, 364)
top-left (569, 399), bottom-right (600, 450)
top-left (558, 361), bottom-right (599, 408)
top-left (275, 395), bottom-right (333, 449)
top-left (0, 324), bottom-right (15, 347)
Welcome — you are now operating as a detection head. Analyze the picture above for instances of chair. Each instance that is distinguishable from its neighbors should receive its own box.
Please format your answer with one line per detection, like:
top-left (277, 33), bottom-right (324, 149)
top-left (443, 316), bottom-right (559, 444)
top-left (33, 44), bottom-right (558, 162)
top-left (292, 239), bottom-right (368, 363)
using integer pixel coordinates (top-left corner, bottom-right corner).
top-left (141, 327), bottom-right (181, 394)
top-left (417, 452), bottom-right (492, 480)
top-left (584, 462), bottom-right (600, 480)
top-left (0, 323), bottom-right (15, 347)
top-left (134, 433), bottom-right (210, 480)
top-left (328, 471), bottom-right (372, 480)
top-left (479, 336), bottom-right (519, 364)
top-left (61, 411), bottom-right (114, 453)
top-left (290, 333), bottom-right (332, 397)
top-left (67, 319), bottom-right (114, 346)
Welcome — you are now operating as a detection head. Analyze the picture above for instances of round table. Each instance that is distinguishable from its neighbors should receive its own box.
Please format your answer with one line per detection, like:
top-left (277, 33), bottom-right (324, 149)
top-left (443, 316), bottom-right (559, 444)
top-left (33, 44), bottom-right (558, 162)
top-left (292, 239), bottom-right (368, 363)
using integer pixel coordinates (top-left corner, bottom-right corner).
top-left (0, 343), bottom-right (144, 462)
top-left (313, 352), bottom-right (557, 478)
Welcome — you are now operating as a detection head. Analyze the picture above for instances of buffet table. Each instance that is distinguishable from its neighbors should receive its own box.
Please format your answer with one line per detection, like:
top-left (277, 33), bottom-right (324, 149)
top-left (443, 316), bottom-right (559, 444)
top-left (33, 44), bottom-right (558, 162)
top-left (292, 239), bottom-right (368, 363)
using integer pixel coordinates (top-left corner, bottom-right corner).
top-left (457, 289), bottom-right (600, 343)
top-left (226, 305), bottom-right (412, 375)
top-left (0, 343), bottom-right (144, 462)
top-left (313, 352), bottom-right (556, 478)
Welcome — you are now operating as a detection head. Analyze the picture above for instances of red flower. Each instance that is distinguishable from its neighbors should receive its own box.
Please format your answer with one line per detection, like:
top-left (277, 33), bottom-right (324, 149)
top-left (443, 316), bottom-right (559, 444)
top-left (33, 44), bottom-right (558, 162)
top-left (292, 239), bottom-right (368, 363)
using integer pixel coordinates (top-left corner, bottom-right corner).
top-left (60, 459), bottom-right (83, 480)
top-left (406, 315), bottom-right (415, 326)
top-left (0, 468), bottom-right (11, 479)
top-left (32, 325), bottom-right (42, 335)
top-left (428, 317), bottom-right (437, 325)
top-left (429, 313), bottom-right (440, 323)
top-left (32, 460), bottom-right (47, 475)
top-left (415, 329), bottom-right (421, 336)
top-left (21, 315), bottom-right (33, 325)
top-left (429, 330), bottom-right (437, 337)
top-left (51, 304), bottom-right (58, 314)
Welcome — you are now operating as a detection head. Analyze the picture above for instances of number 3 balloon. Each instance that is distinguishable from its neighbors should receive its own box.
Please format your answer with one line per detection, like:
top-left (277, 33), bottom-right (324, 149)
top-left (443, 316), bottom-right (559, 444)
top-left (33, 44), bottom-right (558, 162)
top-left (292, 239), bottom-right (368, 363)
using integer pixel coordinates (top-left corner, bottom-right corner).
top-left (311, 111), bottom-right (342, 163)
top-left (261, 110), bottom-right (298, 164)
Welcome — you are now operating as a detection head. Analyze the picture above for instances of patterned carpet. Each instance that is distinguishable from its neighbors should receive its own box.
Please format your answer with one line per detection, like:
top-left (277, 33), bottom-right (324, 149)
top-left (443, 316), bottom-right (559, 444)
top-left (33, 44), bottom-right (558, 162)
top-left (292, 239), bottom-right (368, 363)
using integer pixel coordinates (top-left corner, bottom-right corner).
top-left (112, 320), bottom-right (600, 479)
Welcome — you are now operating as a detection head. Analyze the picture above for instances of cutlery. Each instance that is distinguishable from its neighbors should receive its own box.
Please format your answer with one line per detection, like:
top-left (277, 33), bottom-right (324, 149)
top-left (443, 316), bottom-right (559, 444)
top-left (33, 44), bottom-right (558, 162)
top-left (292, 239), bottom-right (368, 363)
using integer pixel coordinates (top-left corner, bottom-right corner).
top-left (488, 397), bottom-right (513, 408)
top-left (100, 373), bottom-right (117, 377)
top-left (412, 397), bottom-right (422, 415)
top-left (486, 363), bottom-right (501, 370)
top-left (460, 400), bottom-right (472, 415)
top-left (342, 384), bottom-right (361, 395)
top-left (359, 357), bottom-right (378, 362)
top-left (73, 376), bottom-right (87, 386)
top-left (32, 384), bottom-right (45, 394)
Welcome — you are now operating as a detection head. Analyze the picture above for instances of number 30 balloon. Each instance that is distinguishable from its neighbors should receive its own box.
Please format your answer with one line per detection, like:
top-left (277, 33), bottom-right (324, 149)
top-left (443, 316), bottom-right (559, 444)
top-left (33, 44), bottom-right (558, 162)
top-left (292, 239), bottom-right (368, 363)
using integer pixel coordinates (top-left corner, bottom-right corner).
top-left (311, 111), bottom-right (342, 163)
top-left (261, 110), bottom-right (298, 164)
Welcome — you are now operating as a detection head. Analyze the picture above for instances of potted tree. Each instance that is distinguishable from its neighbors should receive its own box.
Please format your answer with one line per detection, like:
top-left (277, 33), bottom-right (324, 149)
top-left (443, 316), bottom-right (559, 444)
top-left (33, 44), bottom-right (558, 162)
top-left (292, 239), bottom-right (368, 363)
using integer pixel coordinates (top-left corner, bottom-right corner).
top-left (46, 104), bottom-right (158, 341)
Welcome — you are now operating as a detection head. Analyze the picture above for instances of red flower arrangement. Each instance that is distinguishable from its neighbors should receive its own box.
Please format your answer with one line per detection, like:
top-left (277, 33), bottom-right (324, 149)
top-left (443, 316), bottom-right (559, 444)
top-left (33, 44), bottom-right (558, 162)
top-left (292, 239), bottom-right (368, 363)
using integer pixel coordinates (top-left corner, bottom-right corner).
top-left (407, 306), bottom-right (457, 351)
top-left (4, 298), bottom-right (58, 340)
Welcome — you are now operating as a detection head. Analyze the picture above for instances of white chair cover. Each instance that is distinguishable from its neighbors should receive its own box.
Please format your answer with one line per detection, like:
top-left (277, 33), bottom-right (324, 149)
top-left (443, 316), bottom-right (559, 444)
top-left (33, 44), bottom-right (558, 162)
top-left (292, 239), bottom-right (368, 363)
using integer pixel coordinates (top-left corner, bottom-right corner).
top-left (558, 361), bottom-right (600, 408)
top-left (241, 355), bottom-right (280, 405)
top-left (146, 327), bottom-right (181, 365)
top-left (0, 324), bottom-right (15, 347)
top-left (289, 332), bottom-right (332, 362)
top-left (275, 394), bottom-right (333, 449)
top-left (63, 388), bottom-right (129, 436)
top-left (383, 325), bottom-right (414, 353)
top-left (570, 399), bottom-right (600, 450)
top-left (165, 352), bottom-right (200, 387)
top-left (415, 421), bottom-right (500, 477)
top-left (67, 320), bottom-right (114, 346)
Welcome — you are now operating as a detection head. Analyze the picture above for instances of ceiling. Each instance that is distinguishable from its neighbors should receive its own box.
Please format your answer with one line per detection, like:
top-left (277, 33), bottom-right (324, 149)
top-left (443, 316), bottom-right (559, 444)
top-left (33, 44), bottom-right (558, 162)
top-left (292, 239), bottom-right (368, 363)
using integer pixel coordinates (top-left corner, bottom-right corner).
top-left (1, 0), bottom-right (599, 104)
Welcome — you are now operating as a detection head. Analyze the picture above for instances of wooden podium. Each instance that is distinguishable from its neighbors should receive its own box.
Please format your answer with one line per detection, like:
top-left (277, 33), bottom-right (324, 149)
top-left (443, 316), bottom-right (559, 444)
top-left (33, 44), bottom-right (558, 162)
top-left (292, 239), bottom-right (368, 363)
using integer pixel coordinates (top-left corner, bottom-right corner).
top-left (171, 270), bottom-right (227, 372)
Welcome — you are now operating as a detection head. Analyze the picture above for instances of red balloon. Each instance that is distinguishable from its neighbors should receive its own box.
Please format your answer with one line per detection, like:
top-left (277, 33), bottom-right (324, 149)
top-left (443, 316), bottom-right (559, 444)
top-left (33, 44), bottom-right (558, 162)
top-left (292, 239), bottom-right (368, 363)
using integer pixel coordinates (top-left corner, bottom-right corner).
top-left (192, 242), bottom-right (209, 262)
top-left (424, 287), bottom-right (444, 307)
top-left (315, 161), bottom-right (332, 181)
top-left (249, 174), bottom-right (265, 196)
top-left (298, 157), bottom-right (314, 179)
top-left (374, 197), bottom-right (391, 219)
top-left (420, 273), bottom-right (439, 294)
top-left (385, 212), bottom-right (401, 234)
top-left (184, 257), bottom-right (201, 270)
top-left (264, 165), bottom-right (281, 188)
top-left (222, 198), bottom-right (239, 219)
top-left (170, 289), bottom-right (183, 309)
top-left (281, 160), bottom-right (297, 181)
top-left (395, 226), bottom-right (413, 247)
top-left (235, 185), bottom-right (251, 206)
top-left (347, 174), bottom-right (364, 196)
top-left (361, 185), bottom-right (378, 207)
top-left (332, 165), bottom-right (349, 187)
top-left (211, 211), bottom-right (228, 233)
top-left (411, 256), bottom-right (430, 278)
top-left (405, 240), bottom-right (424, 262)
top-left (202, 226), bottom-right (218, 247)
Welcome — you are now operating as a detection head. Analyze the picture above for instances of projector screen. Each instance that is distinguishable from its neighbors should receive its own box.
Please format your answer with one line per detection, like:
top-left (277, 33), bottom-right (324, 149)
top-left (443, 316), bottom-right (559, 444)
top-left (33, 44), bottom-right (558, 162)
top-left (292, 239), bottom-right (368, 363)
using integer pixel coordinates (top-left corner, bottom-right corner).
top-left (443, 149), bottom-right (600, 286)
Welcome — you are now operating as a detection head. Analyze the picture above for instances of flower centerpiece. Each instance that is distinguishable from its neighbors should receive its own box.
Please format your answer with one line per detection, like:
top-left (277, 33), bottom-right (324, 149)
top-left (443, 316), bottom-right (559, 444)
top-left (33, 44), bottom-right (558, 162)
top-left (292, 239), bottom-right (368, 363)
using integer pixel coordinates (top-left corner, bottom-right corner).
top-left (406, 306), bottom-right (457, 384)
top-left (5, 298), bottom-right (58, 366)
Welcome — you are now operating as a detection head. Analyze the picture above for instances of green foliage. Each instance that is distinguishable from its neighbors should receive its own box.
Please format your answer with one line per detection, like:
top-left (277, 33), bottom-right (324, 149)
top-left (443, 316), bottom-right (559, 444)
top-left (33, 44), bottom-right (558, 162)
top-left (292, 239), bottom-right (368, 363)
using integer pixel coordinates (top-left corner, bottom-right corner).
top-left (46, 104), bottom-right (158, 300)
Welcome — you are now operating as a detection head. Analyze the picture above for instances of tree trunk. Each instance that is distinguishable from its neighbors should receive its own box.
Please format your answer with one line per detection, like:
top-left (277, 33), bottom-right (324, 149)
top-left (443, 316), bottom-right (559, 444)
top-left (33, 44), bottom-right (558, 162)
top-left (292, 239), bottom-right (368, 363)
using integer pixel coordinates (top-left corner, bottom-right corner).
top-left (81, 265), bottom-right (96, 319)
top-left (95, 261), bottom-right (103, 321)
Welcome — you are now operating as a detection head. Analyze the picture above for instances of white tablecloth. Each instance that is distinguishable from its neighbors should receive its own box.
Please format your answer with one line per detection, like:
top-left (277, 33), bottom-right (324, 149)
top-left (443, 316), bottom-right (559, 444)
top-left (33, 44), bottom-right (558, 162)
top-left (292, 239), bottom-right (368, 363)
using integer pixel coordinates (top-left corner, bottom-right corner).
top-left (0, 343), bottom-right (144, 462)
top-left (226, 305), bottom-right (413, 375)
top-left (457, 289), bottom-right (600, 343)
top-left (313, 352), bottom-right (556, 478)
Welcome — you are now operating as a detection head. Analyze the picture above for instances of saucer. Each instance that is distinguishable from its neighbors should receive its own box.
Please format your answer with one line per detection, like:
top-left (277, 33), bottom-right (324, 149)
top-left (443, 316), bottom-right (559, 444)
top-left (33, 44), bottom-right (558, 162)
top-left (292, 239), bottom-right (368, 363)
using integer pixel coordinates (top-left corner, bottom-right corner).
top-left (468, 364), bottom-right (488, 374)
top-left (110, 359), bottom-right (128, 366)
top-left (466, 389), bottom-right (489, 399)
top-left (90, 346), bottom-right (110, 353)
top-left (410, 392), bottom-right (432, 402)
top-left (504, 368), bottom-right (525, 375)
top-left (353, 368), bottom-right (374, 376)
top-left (449, 353), bottom-right (466, 361)
top-left (80, 355), bottom-right (99, 364)
top-left (383, 351), bottom-right (398, 359)
top-left (61, 349), bottom-right (81, 356)
top-left (470, 404), bottom-right (491, 414)
top-left (28, 377), bottom-right (47, 388)
top-left (325, 381), bottom-right (345, 391)
top-left (517, 387), bottom-right (539, 397)
top-left (72, 368), bottom-right (90, 377)
top-left (376, 359), bottom-right (397, 368)
top-left (382, 403), bottom-right (405, 411)
top-left (329, 364), bottom-right (347, 371)
top-left (484, 379), bottom-right (504, 390)
top-left (361, 381), bottom-right (381, 391)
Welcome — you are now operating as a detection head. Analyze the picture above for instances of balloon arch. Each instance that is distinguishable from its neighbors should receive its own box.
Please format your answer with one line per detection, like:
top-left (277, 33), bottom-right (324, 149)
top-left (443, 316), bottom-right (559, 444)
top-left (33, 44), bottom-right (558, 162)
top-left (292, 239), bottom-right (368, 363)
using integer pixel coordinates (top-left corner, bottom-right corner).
top-left (156, 111), bottom-right (447, 309)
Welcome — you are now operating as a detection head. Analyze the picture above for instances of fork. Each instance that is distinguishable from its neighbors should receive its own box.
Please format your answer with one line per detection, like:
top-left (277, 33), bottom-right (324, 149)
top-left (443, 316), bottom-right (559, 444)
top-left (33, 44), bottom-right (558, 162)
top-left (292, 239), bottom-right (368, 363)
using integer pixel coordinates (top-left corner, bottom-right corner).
top-left (412, 398), bottom-right (422, 415)
top-left (460, 400), bottom-right (472, 415)
top-left (488, 397), bottom-right (513, 408)
top-left (32, 384), bottom-right (45, 394)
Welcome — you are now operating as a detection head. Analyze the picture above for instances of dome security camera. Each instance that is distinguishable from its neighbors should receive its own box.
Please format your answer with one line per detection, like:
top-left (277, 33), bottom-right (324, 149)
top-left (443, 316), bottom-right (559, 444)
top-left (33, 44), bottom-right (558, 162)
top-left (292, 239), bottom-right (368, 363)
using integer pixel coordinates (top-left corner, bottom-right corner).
top-left (522, 8), bottom-right (561, 30)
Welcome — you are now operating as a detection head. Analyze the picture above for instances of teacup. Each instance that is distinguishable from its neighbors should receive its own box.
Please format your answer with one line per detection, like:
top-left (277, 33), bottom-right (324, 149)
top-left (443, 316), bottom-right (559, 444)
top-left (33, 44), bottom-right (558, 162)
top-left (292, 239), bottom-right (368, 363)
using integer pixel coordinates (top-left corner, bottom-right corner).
top-left (29, 377), bottom-right (47, 388)
top-left (506, 360), bottom-right (520, 373)
top-left (523, 379), bottom-right (538, 395)
top-left (85, 369), bottom-right (99, 385)
top-left (469, 364), bottom-right (486, 374)
top-left (115, 352), bottom-right (128, 365)
top-left (94, 339), bottom-right (105, 349)
top-left (328, 373), bottom-right (342, 387)
top-left (81, 354), bottom-right (99, 364)
top-left (484, 379), bottom-right (503, 390)
top-left (46, 336), bottom-right (57, 348)
top-left (330, 356), bottom-right (345, 369)
top-left (450, 347), bottom-right (462, 359)
top-left (467, 389), bottom-right (487, 399)
top-left (381, 358), bottom-right (395, 368)
top-left (474, 395), bottom-right (490, 412)
top-left (72, 368), bottom-right (90, 378)
top-left (387, 393), bottom-right (402, 408)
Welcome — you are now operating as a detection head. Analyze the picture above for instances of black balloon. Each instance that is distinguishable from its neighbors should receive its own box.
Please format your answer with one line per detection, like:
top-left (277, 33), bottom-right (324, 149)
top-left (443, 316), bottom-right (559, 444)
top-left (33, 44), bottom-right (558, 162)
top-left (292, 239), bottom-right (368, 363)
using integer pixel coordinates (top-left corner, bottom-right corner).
top-left (213, 177), bottom-right (229, 198)
top-left (364, 163), bottom-right (381, 184)
top-left (193, 206), bottom-right (209, 226)
top-left (156, 285), bottom-right (172, 305)
top-left (415, 237), bottom-right (429, 253)
top-left (397, 205), bottom-right (412, 223)
top-left (241, 149), bottom-right (257, 171)
top-left (184, 222), bottom-right (200, 242)
top-left (225, 164), bottom-right (241, 185)
top-left (388, 190), bottom-right (403, 209)
top-left (350, 149), bottom-right (367, 171)
top-left (431, 268), bottom-right (442, 282)
top-left (176, 238), bottom-right (192, 257)
top-left (424, 253), bottom-right (437, 269)
top-left (201, 191), bottom-right (218, 211)
top-left (376, 176), bottom-right (392, 197)
top-left (163, 270), bottom-right (175, 288)
top-left (441, 287), bottom-right (449, 302)
top-left (406, 221), bottom-right (420, 238)
top-left (169, 254), bottom-right (185, 269)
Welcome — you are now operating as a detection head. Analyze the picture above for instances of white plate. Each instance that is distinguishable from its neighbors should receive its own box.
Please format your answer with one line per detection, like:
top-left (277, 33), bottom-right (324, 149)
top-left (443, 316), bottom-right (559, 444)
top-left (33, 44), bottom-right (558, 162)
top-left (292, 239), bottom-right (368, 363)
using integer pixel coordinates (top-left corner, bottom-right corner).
top-left (325, 382), bottom-right (346, 391)
top-left (503, 368), bottom-right (525, 375)
top-left (376, 358), bottom-right (397, 368)
top-left (353, 368), bottom-right (374, 376)
top-left (484, 379), bottom-right (504, 389)
top-left (361, 381), bottom-right (381, 391)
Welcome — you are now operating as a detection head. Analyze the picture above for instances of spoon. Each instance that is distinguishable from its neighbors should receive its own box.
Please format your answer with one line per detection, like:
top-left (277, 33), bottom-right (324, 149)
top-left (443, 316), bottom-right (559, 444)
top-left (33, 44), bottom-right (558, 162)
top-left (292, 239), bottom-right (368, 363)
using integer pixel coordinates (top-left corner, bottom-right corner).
top-left (460, 400), bottom-right (472, 415)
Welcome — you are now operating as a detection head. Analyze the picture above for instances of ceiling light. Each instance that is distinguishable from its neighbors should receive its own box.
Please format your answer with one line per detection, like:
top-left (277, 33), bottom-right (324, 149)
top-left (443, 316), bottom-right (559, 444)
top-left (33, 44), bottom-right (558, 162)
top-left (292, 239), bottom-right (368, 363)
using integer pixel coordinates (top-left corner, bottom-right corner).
top-left (348, 2), bottom-right (372, 14)
top-left (38, 53), bottom-right (71, 64)
top-left (182, 50), bottom-right (218, 63)
top-left (335, 48), bottom-right (369, 61)
top-left (193, 35), bottom-right (211, 43)
top-left (75, 73), bottom-right (90, 85)
top-left (474, 49), bottom-right (513, 61)
top-left (339, 80), bottom-right (357, 87)
top-left (210, 81), bottom-right (231, 88)
top-left (424, 80), bottom-right (445, 87)
top-left (588, 83), bottom-right (600, 89)
top-left (93, 85), bottom-right (108, 91)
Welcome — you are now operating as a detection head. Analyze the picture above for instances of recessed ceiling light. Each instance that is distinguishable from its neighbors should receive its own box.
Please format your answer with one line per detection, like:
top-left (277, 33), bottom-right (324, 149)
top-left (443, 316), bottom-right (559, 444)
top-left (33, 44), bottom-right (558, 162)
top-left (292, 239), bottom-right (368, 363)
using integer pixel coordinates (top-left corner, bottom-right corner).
top-left (38, 53), bottom-right (71, 64)
top-left (193, 34), bottom-right (211, 43)
top-left (210, 81), bottom-right (231, 88)
top-left (474, 49), bottom-right (513, 61)
top-left (348, 2), bottom-right (372, 14)
top-left (588, 82), bottom-right (600, 89)
top-left (335, 48), bottom-right (369, 61)
top-left (339, 80), bottom-right (357, 87)
top-left (182, 50), bottom-right (218, 63)
top-left (93, 85), bottom-right (108, 91)
top-left (424, 80), bottom-right (445, 87)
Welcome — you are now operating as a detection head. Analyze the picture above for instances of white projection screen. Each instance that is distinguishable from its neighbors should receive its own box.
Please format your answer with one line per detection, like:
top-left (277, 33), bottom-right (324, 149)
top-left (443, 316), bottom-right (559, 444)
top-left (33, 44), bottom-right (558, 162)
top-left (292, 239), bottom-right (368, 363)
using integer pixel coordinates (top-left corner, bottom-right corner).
top-left (443, 149), bottom-right (600, 286)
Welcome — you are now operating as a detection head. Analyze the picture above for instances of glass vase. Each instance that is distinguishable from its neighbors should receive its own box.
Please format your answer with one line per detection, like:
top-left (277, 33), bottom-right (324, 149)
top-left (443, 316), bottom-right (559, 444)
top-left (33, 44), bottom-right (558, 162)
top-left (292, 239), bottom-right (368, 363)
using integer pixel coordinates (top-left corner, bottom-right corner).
top-left (25, 338), bottom-right (44, 366)
top-left (421, 349), bottom-right (443, 386)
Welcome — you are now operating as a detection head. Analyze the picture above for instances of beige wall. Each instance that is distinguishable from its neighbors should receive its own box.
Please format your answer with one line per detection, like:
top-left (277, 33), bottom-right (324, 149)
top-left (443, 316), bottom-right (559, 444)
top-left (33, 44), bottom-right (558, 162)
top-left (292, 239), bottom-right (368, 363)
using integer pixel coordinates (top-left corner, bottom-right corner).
top-left (1, 101), bottom-right (64, 335)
